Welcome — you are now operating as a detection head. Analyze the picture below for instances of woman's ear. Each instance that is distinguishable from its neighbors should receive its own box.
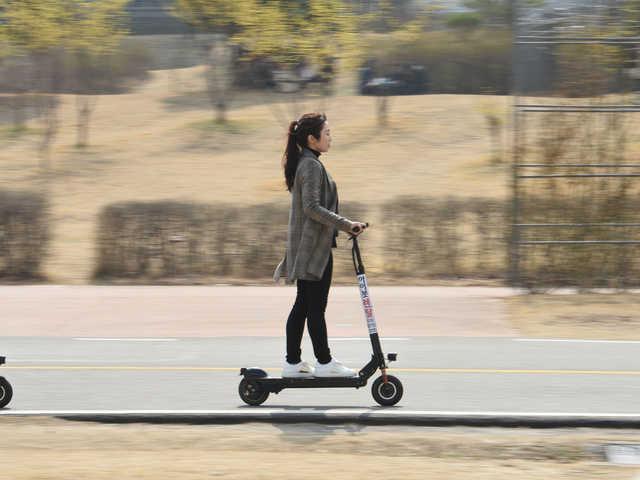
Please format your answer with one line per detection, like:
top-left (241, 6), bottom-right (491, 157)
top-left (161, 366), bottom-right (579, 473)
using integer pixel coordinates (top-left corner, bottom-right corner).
top-left (307, 134), bottom-right (317, 149)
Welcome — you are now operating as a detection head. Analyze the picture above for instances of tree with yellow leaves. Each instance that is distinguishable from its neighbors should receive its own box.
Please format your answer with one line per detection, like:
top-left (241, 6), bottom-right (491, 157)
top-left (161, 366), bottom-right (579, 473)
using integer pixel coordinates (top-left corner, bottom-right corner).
top-left (0, 0), bottom-right (130, 176)
top-left (174, 0), bottom-right (359, 123)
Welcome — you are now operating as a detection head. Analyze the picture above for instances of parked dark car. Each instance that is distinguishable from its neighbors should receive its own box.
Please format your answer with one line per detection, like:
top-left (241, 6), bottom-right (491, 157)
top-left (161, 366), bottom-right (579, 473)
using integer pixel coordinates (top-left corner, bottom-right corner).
top-left (359, 63), bottom-right (429, 96)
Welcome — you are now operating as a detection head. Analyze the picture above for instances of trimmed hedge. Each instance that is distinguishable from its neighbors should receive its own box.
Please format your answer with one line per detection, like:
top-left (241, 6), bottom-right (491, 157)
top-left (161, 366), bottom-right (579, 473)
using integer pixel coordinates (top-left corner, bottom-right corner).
top-left (94, 200), bottom-right (371, 281)
top-left (381, 196), bottom-right (507, 279)
top-left (93, 198), bottom-right (505, 282)
top-left (0, 190), bottom-right (49, 279)
top-left (94, 196), bottom-right (640, 288)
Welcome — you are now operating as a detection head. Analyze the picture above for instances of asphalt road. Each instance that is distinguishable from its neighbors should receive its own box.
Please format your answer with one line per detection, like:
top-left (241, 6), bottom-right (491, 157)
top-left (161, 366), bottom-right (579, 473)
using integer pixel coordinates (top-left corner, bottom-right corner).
top-left (2, 336), bottom-right (640, 413)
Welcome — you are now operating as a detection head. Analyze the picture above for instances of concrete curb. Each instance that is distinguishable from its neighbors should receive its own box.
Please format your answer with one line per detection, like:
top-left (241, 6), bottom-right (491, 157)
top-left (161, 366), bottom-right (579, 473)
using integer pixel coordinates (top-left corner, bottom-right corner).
top-left (3, 410), bottom-right (640, 428)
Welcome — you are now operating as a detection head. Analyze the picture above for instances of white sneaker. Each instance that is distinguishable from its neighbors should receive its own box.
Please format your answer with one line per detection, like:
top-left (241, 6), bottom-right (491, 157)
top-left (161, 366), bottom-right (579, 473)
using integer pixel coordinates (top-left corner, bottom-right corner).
top-left (282, 360), bottom-right (315, 378)
top-left (313, 359), bottom-right (357, 378)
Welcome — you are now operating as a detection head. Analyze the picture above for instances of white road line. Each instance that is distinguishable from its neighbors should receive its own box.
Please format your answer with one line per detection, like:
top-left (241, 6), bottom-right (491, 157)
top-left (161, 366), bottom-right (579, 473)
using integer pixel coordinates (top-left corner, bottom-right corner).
top-left (2, 358), bottom-right (102, 363)
top-left (73, 338), bottom-right (178, 342)
top-left (514, 338), bottom-right (640, 344)
top-left (2, 409), bottom-right (640, 417)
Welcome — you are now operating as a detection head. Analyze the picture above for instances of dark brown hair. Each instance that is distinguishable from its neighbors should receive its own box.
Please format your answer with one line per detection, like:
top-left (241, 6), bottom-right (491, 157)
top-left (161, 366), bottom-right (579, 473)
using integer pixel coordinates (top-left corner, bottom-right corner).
top-left (282, 112), bottom-right (327, 192)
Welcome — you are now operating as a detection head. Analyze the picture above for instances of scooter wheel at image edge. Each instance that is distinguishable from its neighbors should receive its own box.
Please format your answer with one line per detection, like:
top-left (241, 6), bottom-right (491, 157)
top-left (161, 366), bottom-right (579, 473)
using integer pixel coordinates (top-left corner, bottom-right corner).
top-left (238, 378), bottom-right (269, 406)
top-left (0, 377), bottom-right (13, 409)
top-left (371, 375), bottom-right (403, 406)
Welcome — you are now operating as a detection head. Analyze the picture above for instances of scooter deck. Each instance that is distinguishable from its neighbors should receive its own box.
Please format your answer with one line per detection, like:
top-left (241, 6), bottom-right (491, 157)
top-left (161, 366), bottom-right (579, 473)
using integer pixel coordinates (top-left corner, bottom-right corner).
top-left (252, 375), bottom-right (366, 392)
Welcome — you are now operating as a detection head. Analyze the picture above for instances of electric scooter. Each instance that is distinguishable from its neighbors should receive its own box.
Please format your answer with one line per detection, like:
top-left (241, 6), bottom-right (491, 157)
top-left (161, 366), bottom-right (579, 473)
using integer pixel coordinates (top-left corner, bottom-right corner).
top-left (238, 224), bottom-right (403, 406)
top-left (0, 356), bottom-right (13, 408)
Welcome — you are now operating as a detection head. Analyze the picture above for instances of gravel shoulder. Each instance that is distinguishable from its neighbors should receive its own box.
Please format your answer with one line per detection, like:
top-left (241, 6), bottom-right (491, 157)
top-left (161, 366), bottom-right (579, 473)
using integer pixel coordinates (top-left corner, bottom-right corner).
top-left (506, 293), bottom-right (640, 340)
top-left (2, 418), bottom-right (638, 479)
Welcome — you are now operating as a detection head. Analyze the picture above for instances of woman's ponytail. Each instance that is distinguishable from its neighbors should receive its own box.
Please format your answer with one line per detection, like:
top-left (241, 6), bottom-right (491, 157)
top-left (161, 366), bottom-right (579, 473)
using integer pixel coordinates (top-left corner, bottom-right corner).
top-left (282, 113), bottom-right (326, 192)
top-left (283, 121), bottom-right (301, 192)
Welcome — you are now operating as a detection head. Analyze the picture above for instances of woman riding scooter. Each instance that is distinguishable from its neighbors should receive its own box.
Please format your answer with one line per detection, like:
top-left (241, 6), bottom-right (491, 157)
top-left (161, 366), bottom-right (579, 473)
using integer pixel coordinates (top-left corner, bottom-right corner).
top-left (273, 112), bottom-right (367, 378)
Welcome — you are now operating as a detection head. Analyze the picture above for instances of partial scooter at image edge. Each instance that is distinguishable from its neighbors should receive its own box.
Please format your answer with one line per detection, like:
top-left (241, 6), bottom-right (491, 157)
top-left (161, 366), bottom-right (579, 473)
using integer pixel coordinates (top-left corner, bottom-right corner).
top-left (0, 356), bottom-right (13, 408)
top-left (239, 224), bottom-right (404, 407)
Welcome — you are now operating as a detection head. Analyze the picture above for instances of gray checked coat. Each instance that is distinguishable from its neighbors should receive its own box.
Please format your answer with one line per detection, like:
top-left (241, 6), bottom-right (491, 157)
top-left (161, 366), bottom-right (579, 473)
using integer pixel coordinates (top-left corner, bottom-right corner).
top-left (273, 148), bottom-right (353, 284)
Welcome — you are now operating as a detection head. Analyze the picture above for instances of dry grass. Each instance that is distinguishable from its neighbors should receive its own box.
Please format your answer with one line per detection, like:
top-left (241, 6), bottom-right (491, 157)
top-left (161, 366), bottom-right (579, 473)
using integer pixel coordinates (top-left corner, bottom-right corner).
top-left (1, 417), bottom-right (637, 479)
top-left (506, 293), bottom-right (640, 340)
top-left (0, 67), bottom-right (510, 282)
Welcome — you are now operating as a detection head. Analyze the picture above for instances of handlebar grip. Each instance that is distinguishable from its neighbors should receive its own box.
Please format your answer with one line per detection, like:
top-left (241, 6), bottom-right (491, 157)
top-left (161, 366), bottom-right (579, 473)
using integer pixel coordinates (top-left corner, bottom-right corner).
top-left (351, 222), bottom-right (370, 234)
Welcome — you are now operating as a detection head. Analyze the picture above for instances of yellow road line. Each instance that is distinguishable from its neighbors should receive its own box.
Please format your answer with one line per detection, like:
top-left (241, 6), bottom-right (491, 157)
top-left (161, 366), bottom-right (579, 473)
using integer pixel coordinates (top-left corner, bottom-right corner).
top-left (4, 366), bottom-right (640, 375)
top-left (4, 366), bottom-right (276, 372)
top-left (398, 368), bottom-right (640, 375)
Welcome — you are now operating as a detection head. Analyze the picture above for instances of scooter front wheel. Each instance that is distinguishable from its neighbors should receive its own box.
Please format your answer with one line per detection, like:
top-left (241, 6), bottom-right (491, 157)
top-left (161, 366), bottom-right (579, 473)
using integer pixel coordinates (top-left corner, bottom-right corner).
top-left (372, 375), bottom-right (403, 406)
top-left (238, 378), bottom-right (269, 406)
top-left (0, 377), bottom-right (13, 408)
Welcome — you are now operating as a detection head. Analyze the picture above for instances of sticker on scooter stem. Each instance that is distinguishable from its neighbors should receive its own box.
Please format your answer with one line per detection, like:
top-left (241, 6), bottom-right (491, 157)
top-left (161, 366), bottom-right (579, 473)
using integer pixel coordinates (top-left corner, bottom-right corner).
top-left (358, 274), bottom-right (378, 335)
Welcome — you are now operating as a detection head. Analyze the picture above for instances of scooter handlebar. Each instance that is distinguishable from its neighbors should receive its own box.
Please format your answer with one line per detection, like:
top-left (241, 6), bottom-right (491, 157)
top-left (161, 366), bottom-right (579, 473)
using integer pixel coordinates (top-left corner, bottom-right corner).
top-left (350, 222), bottom-right (370, 235)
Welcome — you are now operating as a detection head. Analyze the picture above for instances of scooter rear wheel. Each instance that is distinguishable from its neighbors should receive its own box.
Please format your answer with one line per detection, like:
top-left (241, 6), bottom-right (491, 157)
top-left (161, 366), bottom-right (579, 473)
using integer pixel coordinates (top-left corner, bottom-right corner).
top-left (372, 375), bottom-right (403, 406)
top-left (0, 377), bottom-right (13, 409)
top-left (238, 378), bottom-right (269, 406)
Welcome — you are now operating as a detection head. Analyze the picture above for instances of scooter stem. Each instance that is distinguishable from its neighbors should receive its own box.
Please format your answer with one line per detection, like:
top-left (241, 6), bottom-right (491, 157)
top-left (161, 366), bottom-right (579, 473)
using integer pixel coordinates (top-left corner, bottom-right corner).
top-left (348, 230), bottom-right (388, 374)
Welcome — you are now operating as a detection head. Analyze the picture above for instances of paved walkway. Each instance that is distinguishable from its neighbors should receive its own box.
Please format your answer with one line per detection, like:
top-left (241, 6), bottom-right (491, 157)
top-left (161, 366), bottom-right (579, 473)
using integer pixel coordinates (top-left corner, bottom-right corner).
top-left (1, 286), bottom-right (518, 337)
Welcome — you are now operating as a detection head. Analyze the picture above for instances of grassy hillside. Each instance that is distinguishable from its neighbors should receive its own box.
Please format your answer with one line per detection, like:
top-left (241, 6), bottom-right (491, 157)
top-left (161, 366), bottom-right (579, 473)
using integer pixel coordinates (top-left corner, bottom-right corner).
top-left (0, 66), bottom-right (512, 282)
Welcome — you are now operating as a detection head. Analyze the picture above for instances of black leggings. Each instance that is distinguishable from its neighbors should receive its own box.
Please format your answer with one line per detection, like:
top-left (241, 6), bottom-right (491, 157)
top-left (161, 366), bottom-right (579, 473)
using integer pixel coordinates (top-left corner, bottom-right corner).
top-left (286, 252), bottom-right (333, 365)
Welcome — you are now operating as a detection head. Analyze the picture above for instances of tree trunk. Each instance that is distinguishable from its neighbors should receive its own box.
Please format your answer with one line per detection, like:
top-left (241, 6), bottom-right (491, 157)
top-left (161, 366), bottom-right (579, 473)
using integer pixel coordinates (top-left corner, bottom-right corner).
top-left (377, 96), bottom-right (389, 126)
top-left (215, 98), bottom-right (227, 123)
top-left (38, 94), bottom-right (59, 178)
top-left (10, 95), bottom-right (26, 131)
top-left (75, 95), bottom-right (97, 147)
top-left (206, 36), bottom-right (232, 124)
top-left (36, 50), bottom-right (62, 190)
top-left (489, 118), bottom-right (502, 164)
